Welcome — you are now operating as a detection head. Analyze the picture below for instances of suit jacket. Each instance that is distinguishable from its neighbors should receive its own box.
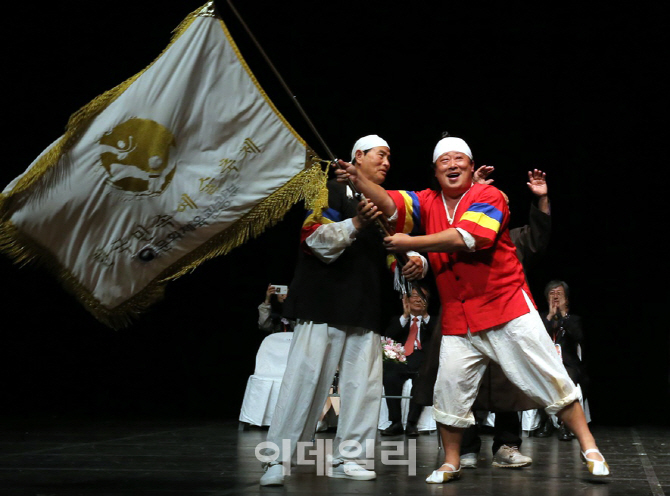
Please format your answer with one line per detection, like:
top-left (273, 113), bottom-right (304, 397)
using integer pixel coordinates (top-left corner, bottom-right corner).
top-left (384, 314), bottom-right (437, 372)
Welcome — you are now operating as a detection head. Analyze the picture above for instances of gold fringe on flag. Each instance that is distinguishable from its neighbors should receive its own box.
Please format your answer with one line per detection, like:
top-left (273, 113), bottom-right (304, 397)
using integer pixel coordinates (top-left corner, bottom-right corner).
top-left (161, 152), bottom-right (328, 282)
top-left (0, 157), bottom-right (327, 329)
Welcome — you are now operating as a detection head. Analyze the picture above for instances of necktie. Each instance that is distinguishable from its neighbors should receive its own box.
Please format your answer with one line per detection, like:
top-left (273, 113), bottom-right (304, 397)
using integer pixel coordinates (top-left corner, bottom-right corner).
top-left (405, 317), bottom-right (421, 357)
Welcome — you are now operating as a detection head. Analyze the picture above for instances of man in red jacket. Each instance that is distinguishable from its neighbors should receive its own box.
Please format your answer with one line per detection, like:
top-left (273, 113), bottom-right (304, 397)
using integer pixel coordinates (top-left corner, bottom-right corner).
top-left (336, 135), bottom-right (609, 483)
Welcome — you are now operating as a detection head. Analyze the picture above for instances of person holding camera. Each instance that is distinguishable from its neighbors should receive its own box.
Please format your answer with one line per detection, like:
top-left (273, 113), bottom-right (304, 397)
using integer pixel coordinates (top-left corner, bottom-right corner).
top-left (258, 284), bottom-right (293, 333)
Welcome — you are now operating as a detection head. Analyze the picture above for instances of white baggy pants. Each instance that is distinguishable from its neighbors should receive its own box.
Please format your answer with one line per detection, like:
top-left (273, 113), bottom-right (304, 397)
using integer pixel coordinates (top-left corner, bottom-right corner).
top-left (433, 291), bottom-right (580, 428)
top-left (263, 320), bottom-right (383, 466)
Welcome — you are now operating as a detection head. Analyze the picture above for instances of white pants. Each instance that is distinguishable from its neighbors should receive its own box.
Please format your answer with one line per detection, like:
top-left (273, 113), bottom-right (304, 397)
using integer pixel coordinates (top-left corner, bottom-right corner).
top-left (264, 320), bottom-right (382, 466)
top-left (433, 291), bottom-right (579, 428)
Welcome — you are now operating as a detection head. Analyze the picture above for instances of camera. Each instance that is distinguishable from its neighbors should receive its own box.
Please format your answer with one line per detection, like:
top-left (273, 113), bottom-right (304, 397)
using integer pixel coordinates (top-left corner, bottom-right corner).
top-left (273, 285), bottom-right (288, 295)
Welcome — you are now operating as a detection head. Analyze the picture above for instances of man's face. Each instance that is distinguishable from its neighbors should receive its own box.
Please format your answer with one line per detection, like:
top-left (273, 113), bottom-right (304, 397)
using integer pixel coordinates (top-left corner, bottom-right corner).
top-left (409, 289), bottom-right (426, 315)
top-left (434, 151), bottom-right (474, 197)
top-left (548, 286), bottom-right (567, 310)
top-left (355, 146), bottom-right (391, 185)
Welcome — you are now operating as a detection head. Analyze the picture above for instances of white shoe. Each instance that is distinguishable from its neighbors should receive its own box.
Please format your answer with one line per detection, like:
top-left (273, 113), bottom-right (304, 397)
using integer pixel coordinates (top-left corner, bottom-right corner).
top-left (426, 463), bottom-right (461, 483)
top-left (327, 461), bottom-right (376, 480)
top-left (492, 445), bottom-right (532, 468)
top-left (582, 449), bottom-right (610, 476)
top-left (260, 464), bottom-right (285, 486)
top-left (460, 452), bottom-right (478, 468)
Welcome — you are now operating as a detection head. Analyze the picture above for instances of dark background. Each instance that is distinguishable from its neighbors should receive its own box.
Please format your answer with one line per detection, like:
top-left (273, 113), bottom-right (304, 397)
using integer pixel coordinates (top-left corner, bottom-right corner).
top-left (1, 1), bottom-right (666, 426)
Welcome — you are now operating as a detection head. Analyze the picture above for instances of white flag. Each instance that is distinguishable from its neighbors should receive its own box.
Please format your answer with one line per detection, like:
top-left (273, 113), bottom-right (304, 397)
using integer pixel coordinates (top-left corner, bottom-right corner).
top-left (0, 3), bottom-right (327, 327)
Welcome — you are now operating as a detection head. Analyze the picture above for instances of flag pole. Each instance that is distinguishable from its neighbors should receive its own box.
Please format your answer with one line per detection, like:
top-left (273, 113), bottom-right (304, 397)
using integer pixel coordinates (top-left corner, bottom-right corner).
top-left (225, 0), bottom-right (336, 161)
top-left (224, 1), bottom-right (428, 303)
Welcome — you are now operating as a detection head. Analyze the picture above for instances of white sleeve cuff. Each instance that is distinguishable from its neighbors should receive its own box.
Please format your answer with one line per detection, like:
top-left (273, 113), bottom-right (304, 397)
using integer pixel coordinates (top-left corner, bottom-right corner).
top-left (305, 219), bottom-right (357, 263)
top-left (342, 217), bottom-right (358, 239)
top-left (456, 228), bottom-right (477, 251)
top-left (387, 209), bottom-right (399, 222)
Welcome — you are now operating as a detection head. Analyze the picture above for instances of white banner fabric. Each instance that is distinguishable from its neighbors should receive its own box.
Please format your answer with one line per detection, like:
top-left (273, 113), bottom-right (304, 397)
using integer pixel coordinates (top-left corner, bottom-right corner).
top-left (0, 6), bottom-right (325, 326)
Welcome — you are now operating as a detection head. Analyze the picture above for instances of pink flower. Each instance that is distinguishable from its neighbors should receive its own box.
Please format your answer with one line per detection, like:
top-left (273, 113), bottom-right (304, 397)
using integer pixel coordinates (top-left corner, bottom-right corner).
top-left (380, 336), bottom-right (407, 364)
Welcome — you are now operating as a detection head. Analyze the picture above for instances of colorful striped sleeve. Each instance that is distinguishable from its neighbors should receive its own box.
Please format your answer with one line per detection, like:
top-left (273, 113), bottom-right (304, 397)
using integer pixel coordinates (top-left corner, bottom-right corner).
top-left (455, 188), bottom-right (507, 247)
top-left (388, 190), bottom-right (422, 235)
top-left (300, 206), bottom-right (343, 245)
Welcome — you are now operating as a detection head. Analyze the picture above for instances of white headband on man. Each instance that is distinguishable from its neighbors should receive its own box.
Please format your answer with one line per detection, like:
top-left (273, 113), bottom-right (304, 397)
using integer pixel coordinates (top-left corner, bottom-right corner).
top-left (351, 135), bottom-right (389, 162)
top-left (432, 137), bottom-right (473, 163)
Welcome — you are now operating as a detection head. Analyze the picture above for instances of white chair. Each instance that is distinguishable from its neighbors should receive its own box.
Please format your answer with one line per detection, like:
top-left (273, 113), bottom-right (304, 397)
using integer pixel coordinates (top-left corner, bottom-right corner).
top-left (239, 332), bottom-right (293, 427)
top-left (521, 409), bottom-right (542, 436)
top-left (378, 379), bottom-right (436, 432)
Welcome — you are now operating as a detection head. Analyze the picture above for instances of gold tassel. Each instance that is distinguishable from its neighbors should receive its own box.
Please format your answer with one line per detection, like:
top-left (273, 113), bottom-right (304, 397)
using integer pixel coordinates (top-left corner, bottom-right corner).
top-left (163, 158), bottom-right (327, 282)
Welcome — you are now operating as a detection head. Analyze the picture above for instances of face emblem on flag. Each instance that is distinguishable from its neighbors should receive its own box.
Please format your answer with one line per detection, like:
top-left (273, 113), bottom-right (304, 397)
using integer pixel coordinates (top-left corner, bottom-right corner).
top-left (98, 118), bottom-right (177, 197)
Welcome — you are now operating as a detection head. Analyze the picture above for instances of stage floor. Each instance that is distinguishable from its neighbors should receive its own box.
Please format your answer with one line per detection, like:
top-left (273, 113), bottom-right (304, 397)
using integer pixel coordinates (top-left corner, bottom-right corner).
top-left (0, 417), bottom-right (667, 495)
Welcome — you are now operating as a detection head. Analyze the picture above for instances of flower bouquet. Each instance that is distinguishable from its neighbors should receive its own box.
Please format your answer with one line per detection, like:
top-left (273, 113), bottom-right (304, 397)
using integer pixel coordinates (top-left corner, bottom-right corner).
top-left (381, 337), bottom-right (407, 364)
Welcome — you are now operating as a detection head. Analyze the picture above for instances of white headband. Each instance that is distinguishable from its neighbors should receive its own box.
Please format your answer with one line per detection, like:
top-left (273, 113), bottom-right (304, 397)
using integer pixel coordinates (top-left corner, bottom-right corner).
top-left (432, 137), bottom-right (473, 163)
top-left (350, 135), bottom-right (389, 162)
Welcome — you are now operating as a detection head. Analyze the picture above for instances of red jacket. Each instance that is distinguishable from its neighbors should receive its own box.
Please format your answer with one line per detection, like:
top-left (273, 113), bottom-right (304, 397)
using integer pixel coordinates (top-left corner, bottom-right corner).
top-left (389, 183), bottom-right (534, 335)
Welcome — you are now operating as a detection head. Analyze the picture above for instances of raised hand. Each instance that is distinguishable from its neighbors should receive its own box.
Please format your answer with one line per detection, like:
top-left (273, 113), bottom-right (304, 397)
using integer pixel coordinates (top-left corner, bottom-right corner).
top-left (474, 165), bottom-right (495, 185)
top-left (527, 169), bottom-right (548, 197)
top-left (402, 294), bottom-right (411, 318)
top-left (265, 284), bottom-right (276, 304)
